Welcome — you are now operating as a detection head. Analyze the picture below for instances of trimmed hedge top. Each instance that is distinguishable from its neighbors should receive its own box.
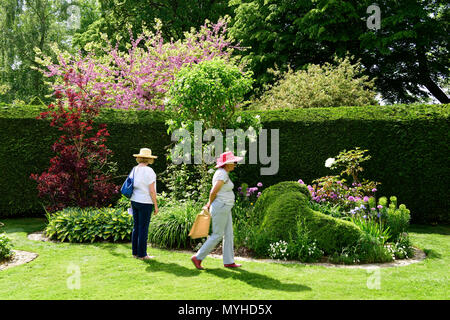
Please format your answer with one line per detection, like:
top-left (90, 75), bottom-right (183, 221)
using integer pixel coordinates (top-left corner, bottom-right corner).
top-left (2, 102), bottom-right (448, 122)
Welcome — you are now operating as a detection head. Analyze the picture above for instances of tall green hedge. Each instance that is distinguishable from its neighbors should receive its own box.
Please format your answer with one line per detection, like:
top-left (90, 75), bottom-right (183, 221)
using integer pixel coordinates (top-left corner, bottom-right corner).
top-left (0, 103), bottom-right (448, 224)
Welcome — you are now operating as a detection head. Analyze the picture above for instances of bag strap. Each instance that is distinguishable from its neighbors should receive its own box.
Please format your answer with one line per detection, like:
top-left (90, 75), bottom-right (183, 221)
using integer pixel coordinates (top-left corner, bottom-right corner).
top-left (129, 167), bottom-right (136, 186)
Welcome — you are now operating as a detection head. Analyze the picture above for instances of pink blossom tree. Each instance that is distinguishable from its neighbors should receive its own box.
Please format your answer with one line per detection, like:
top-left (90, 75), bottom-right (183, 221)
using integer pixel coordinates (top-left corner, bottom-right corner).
top-left (34, 18), bottom-right (245, 110)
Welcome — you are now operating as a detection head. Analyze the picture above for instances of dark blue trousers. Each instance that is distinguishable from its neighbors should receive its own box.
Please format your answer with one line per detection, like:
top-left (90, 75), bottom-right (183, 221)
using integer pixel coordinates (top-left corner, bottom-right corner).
top-left (131, 201), bottom-right (153, 258)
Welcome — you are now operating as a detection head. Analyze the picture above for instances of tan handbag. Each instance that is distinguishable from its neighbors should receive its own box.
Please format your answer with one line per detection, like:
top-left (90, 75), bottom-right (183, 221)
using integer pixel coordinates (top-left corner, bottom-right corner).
top-left (189, 206), bottom-right (211, 239)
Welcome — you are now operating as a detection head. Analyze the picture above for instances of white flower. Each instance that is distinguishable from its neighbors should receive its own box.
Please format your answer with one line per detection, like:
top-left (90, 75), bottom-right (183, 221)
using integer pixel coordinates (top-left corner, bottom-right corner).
top-left (236, 116), bottom-right (242, 123)
top-left (325, 157), bottom-right (335, 168)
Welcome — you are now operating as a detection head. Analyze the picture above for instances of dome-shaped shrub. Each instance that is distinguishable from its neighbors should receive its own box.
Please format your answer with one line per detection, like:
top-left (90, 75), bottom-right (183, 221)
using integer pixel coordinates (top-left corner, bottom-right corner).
top-left (251, 181), bottom-right (363, 254)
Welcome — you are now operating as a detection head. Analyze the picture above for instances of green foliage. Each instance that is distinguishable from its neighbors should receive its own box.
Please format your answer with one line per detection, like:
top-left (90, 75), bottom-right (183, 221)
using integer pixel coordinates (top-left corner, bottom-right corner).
top-left (167, 57), bottom-right (254, 132)
top-left (387, 233), bottom-right (414, 259)
top-left (251, 181), bottom-right (310, 225)
top-left (0, 222), bottom-right (14, 261)
top-left (251, 181), bottom-right (363, 255)
top-left (328, 147), bottom-right (373, 184)
top-left (252, 56), bottom-right (377, 110)
top-left (385, 201), bottom-right (411, 241)
top-left (308, 201), bottom-right (346, 219)
top-left (74, 1), bottom-right (232, 50)
top-left (287, 222), bottom-right (324, 263)
top-left (0, 0), bottom-right (101, 105)
top-left (148, 200), bottom-right (202, 249)
top-left (350, 216), bottom-right (391, 245)
top-left (160, 162), bottom-right (211, 203)
top-left (45, 207), bottom-right (133, 243)
top-left (115, 195), bottom-right (132, 211)
top-left (355, 233), bottom-right (393, 264)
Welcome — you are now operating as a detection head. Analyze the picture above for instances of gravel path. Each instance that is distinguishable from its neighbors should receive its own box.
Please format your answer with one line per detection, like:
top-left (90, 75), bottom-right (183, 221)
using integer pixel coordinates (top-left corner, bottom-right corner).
top-left (0, 250), bottom-right (38, 271)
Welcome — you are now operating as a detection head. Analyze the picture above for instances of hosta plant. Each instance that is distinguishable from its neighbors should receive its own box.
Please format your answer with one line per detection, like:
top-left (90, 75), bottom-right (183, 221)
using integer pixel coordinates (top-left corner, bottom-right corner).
top-left (45, 207), bottom-right (133, 243)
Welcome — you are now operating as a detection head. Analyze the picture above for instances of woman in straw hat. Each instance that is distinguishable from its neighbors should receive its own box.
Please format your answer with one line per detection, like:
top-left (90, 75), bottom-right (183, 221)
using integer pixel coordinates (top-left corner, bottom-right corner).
top-left (130, 148), bottom-right (159, 260)
top-left (191, 151), bottom-right (243, 269)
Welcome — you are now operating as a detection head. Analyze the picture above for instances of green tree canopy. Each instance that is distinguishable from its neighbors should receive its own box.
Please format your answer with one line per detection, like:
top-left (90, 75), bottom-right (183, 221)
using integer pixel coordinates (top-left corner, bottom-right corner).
top-left (0, 0), bottom-right (102, 104)
top-left (73, 0), bottom-right (232, 51)
top-left (229, 0), bottom-right (449, 103)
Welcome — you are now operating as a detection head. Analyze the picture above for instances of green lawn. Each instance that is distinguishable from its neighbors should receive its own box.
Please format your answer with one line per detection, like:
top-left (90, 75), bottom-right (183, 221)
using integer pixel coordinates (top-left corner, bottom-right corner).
top-left (0, 218), bottom-right (449, 300)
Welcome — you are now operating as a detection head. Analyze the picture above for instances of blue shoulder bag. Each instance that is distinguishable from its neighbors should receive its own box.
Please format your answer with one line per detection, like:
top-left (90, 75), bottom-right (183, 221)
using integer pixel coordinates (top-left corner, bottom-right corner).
top-left (121, 167), bottom-right (136, 198)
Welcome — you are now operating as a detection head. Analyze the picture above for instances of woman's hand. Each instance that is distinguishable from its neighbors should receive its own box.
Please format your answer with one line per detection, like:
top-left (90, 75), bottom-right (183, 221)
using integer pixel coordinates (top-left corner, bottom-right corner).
top-left (153, 206), bottom-right (159, 215)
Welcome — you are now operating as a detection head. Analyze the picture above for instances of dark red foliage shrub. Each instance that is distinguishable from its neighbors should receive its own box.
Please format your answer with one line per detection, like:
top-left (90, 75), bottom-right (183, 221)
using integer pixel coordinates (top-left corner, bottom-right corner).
top-left (31, 77), bottom-right (119, 212)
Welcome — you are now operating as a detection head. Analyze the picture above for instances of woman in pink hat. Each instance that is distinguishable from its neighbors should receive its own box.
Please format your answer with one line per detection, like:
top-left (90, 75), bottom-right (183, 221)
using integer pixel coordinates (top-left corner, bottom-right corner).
top-left (191, 151), bottom-right (243, 269)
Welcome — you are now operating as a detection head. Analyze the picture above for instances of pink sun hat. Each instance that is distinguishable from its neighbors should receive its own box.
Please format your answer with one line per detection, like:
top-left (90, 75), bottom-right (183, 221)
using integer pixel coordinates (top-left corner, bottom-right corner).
top-left (215, 151), bottom-right (243, 168)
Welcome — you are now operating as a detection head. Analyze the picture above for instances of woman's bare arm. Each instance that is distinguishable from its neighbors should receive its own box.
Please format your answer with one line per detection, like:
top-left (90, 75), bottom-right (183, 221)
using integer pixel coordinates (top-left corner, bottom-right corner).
top-left (206, 180), bottom-right (224, 209)
top-left (149, 182), bottom-right (158, 215)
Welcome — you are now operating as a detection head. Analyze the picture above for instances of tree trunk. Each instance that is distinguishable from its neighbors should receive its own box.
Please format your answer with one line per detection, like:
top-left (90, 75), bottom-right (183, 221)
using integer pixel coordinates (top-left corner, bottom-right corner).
top-left (417, 48), bottom-right (449, 103)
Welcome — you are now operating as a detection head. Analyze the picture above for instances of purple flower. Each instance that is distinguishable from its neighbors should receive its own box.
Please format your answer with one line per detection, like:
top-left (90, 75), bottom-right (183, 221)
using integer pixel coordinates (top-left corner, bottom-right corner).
top-left (363, 215), bottom-right (367, 219)
top-left (371, 207), bottom-right (376, 211)
top-left (377, 205), bottom-right (383, 209)
top-left (348, 196), bottom-right (355, 201)
top-left (298, 179), bottom-right (305, 185)
top-left (377, 213), bottom-right (381, 218)
top-left (355, 197), bottom-right (361, 201)
top-left (238, 187), bottom-right (242, 192)
top-left (372, 188), bottom-right (377, 192)
top-left (257, 192), bottom-right (262, 198)
top-left (360, 205), bottom-right (366, 210)
top-left (257, 182), bottom-right (263, 187)
top-left (363, 196), bottom-right (369, 202)
top-left (321, 198), bottom-right (326, 202)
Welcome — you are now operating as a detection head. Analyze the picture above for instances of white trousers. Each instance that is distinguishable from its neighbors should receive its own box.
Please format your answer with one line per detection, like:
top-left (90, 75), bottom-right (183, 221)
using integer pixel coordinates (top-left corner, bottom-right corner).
top-left (195, 199), bottom-right (234, 264)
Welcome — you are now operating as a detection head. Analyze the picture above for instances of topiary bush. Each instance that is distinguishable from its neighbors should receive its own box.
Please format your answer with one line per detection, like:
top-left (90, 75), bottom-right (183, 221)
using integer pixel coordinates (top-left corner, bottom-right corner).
top-left (45, 207), bottom-right (133, 243)
top-left (251, 181), bottom-right (363, 255)
top-left (251, 181), bottom-right (311, 225)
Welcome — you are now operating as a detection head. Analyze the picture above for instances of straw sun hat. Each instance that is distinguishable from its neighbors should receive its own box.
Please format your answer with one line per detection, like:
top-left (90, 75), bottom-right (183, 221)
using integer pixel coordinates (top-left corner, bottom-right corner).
top-left (133, 148), bottom-right (158, 159)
